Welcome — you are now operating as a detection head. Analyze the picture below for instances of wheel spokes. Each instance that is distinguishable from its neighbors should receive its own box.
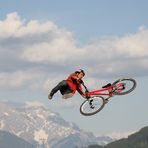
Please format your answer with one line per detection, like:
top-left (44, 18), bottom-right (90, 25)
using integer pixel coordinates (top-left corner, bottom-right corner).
top-left (81, 96), bottom-right (105, 115)
top-left (113, 78), bottom-right (136, 95)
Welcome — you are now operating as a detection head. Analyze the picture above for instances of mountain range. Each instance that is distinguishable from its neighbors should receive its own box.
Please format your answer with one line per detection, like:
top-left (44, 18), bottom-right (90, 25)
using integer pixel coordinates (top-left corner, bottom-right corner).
top-left (0, 101), bottom-right (113, 148)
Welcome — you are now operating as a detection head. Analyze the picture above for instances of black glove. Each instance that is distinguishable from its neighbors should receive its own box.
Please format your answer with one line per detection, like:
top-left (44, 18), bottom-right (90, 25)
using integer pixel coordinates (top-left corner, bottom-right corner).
top-left (79, 79), bottom-right (84, 84)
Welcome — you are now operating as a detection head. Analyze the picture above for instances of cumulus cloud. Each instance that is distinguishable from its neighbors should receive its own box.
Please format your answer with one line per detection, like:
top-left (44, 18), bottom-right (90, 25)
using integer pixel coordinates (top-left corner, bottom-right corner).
top-left (0, 12), bottom-right (57, 38)
top-left (0, 12), bottom-right (148, 91)
top-left (82, 27), bottom-right (148, 77)
top-left (0, 12), bottom-right (22, 39)
top-left (115, 26), bottom-right (148, 57)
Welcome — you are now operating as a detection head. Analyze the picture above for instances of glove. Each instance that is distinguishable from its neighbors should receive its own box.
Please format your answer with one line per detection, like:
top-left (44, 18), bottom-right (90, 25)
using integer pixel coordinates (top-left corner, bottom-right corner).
top-left (83, 94), bottom-right (90, 99)
top-left (79, 79), bottom-right (84, 84)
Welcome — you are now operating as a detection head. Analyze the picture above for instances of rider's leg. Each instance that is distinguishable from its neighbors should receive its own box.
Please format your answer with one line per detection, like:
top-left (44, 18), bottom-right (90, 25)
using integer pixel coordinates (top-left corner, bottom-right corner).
top-left (59, 82), bottom-right (73, 99)
top-left (48, 80), bottom-right (68, 99)
top-left (59, 82), bottom-right (72, 95)
top-left (48, 80), bottom-right (72, 99)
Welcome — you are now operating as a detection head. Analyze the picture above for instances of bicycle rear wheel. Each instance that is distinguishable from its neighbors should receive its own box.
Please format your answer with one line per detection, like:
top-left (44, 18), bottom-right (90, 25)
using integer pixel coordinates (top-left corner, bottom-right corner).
top-left (80, 96), bottom-right (105, 116)
top-left (112, 78), bottom-right (136, 95)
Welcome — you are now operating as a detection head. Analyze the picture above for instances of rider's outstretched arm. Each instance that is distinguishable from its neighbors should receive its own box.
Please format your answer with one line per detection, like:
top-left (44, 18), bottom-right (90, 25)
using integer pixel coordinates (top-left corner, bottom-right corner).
top-left (80, 80), bottom-right (89, 92)
top-left (77, 81), bottom-right (89, 99)
top-left (76, 82), bottom-right (86, 97)
top-left (80, 81), bottom-right (91, 99)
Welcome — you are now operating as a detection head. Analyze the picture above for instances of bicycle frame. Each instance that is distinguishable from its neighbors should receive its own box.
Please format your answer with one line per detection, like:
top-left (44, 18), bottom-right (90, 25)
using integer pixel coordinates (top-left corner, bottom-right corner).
top-left (85, 83), bottom-right (124, 97)
top-left (85, 86), bottom-right (113, 97)
top-left (80, 78), bottom-right (136, 116)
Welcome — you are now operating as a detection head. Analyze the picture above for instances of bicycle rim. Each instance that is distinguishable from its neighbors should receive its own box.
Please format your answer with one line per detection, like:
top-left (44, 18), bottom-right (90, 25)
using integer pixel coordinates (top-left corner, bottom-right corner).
top-left (80, 96), bottom-right (105, 116)
top-left (112, 78), bottom-right (136, 95)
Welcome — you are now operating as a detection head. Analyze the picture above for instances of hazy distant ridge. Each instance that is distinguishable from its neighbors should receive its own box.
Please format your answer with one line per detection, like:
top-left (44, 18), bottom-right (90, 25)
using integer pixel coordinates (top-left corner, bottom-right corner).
top-left (87, 126), bottom-right (148, 148)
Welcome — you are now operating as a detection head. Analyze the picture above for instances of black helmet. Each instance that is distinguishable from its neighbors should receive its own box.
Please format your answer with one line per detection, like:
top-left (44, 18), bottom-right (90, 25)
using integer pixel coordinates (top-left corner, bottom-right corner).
top-left (75, 69), bottom-right (85, 76)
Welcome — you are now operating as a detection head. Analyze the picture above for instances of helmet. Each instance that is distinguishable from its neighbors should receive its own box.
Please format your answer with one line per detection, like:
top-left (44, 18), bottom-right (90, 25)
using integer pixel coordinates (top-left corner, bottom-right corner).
top-left (75, 69), bottom-right (85, 76)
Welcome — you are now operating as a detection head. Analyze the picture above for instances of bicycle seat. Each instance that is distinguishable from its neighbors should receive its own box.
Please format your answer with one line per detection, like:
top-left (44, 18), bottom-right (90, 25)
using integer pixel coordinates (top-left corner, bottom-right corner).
top-left (102, 83), bottom-right (111, 88)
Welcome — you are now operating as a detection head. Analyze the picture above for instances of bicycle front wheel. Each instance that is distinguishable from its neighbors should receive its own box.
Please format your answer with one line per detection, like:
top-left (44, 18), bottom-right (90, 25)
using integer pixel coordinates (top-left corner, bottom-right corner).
top-left (112, 78), bottom-right (136, 95)
top-left (80, 96), bottom-right (105, 116)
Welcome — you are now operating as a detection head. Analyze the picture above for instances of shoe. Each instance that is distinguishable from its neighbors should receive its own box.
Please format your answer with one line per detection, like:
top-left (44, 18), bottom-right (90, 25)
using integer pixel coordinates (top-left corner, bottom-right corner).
top-left (48, 94), bottom-right (53, 100)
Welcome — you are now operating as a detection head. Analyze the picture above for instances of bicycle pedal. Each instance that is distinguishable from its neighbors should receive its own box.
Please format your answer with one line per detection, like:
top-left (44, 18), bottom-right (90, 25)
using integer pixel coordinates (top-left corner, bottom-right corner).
top-left (105, 99), bottom-right (109, 104)
top-left (89, 99), bottom-right (93, 105)
top-left (90, 106), bottom-right (95, 109)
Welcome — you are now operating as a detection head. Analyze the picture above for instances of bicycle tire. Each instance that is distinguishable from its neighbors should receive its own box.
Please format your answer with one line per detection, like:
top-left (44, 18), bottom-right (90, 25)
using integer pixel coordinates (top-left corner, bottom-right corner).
top-left (112, 78), bottom-right (136, 95)
top-left (80, 96), bottom-right (105, 116)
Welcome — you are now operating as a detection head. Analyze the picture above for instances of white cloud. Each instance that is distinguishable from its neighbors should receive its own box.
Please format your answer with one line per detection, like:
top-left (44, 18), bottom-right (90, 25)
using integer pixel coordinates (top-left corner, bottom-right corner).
top-left (0, 12), bottom-right (58, 38)
top-left (21, 39), bottom-right (81, 64)
top-left (0, 69), bottom-right (43, 90)
top-left (0, 71), bottom-right (30, 89)
top-left (82, 28), bottom-right (148, 77)
top-left (43, 75), bottom-right (64, 92)
top-left (0, 12), bottom-right (148, 91)
top-left (0, 12), bottom-right (83, 65)
top-left (0, 12), bottom-right (22, 39)
top-left (115, 26), bottom-right (148, 57)
top-left (16, 20), bottom-right (57, 37)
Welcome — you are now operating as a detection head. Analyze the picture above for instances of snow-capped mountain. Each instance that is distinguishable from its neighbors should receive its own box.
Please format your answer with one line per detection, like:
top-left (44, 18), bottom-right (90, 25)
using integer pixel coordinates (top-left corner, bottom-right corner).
top-left (0, 101), bottom-right (113, 148)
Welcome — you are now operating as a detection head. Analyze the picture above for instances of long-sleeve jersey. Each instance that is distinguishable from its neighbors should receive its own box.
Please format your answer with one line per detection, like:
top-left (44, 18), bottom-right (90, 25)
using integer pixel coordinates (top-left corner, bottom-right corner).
top-left (66, 73), bottom-right (84, 95)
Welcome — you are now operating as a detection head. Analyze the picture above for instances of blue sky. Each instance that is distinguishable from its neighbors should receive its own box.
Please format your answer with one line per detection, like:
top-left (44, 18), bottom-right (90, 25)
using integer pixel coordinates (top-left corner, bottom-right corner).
top-left (0, 0), bottom-right (148, 137)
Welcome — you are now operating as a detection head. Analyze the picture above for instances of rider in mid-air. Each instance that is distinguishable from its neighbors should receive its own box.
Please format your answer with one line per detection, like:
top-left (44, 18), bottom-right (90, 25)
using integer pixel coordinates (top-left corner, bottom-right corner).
top-left (48, 69), bottom-right (87, 100)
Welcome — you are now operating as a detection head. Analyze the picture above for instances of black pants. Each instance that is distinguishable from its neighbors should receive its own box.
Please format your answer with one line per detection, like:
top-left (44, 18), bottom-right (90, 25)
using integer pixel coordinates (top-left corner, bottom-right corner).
top-left (50, 80), bottom-right (72, 96)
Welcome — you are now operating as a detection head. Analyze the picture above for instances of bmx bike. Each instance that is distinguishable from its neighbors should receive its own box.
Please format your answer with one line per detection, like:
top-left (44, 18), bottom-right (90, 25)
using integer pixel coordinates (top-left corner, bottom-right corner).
top-left (80, 78), bottom-right (137, 116)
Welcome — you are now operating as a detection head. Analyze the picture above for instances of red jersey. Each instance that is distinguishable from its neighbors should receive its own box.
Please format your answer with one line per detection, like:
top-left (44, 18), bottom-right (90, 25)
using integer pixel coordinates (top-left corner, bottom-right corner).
top-left (66, 73), bottom-right (83, 94)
